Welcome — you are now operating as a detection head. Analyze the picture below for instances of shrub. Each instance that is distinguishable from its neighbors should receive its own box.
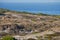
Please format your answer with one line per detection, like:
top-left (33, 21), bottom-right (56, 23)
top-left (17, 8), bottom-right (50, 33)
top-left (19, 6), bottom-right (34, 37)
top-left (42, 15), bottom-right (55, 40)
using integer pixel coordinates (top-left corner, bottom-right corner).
top-left (2, 35), bottom-right (16, 40)
top-left (27, 38), bottom-right (36, 40)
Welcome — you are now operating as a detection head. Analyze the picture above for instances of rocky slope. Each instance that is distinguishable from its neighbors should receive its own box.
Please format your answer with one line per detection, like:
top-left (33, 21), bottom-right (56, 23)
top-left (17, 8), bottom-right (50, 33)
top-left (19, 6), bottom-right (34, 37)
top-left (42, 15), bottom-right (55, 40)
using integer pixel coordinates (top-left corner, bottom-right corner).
top-left (0, 8), bottom-right (60, 36)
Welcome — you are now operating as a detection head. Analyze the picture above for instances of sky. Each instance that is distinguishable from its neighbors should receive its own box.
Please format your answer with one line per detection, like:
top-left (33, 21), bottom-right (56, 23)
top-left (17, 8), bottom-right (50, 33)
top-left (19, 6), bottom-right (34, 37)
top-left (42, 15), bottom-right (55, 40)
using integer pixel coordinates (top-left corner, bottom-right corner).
top-left (0, 0), bottom-right (60, 3)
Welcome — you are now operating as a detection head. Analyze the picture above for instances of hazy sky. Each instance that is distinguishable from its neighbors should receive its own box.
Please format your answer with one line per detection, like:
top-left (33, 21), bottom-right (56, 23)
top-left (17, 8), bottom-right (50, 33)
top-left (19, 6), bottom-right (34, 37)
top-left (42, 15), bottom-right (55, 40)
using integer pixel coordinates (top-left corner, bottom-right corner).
top-left (0, 0), bottom-right (60, 3)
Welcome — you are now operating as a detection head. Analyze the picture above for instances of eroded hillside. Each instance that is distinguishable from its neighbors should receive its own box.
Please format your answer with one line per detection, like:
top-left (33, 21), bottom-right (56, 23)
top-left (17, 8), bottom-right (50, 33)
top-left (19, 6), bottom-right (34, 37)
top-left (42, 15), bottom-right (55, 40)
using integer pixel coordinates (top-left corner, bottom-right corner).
top-left (0, 8), bottom-right (60, 36)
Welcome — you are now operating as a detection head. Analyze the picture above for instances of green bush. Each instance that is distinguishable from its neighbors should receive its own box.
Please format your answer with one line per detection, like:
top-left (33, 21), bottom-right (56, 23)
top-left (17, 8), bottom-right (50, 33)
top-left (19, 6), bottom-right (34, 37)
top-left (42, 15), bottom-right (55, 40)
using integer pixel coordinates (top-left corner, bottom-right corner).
top-left (2, 35), bottom-right (16, 40)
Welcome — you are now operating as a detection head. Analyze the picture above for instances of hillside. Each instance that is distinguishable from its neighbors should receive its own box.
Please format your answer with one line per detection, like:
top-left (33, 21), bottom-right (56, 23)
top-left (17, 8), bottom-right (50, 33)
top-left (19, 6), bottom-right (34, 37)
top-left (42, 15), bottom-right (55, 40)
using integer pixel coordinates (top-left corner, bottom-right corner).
top-left (0, 8), bottom-right (60, 40)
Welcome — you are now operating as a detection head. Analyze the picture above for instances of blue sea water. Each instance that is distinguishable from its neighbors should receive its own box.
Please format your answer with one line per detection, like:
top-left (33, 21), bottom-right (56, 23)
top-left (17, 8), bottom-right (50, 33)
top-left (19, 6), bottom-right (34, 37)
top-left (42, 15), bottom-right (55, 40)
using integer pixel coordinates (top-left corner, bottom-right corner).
top-left (0, 3), bottom-right (60, 15)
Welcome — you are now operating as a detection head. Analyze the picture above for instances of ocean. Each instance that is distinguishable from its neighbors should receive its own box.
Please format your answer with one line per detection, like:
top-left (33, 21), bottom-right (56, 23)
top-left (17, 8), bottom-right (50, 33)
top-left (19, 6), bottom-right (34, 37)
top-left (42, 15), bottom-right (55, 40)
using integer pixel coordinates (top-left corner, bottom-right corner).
top-left (0, 3), bottom-right (60, 15)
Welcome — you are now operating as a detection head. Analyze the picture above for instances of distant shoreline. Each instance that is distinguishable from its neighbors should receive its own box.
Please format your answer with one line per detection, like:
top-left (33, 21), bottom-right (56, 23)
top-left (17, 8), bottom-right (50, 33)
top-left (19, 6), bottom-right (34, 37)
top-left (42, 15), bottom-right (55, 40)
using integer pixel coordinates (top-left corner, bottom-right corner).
top-left (0, 8), bottom-right (60, 16)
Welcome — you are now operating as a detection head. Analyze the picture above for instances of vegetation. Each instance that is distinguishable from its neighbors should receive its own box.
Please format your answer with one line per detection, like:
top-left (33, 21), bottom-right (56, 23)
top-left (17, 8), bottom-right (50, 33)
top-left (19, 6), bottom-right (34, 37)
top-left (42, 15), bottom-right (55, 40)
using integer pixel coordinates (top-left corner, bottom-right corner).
top-left (0, 8), bottom-right (10, 14)
top-left (37, 13), bottom-right (51, 16)
top-left (2, 35), bottom-right (16, 40)
top-left (0, 8), bottom-right (52, 16)
top-left (44, 35), bottom-right (52, 40)
top-left (44, 33), bottom-right (60, 40)
top-left (27, 38), bottom-right (36, 40)
top-left (36, 36), bottom-right (43, 40)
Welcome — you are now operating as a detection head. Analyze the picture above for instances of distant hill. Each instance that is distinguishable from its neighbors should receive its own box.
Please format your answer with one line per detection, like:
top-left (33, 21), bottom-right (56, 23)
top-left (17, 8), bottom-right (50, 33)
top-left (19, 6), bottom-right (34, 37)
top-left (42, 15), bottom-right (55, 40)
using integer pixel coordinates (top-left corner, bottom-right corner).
top-left (0, 8), bottom-right (52, 16)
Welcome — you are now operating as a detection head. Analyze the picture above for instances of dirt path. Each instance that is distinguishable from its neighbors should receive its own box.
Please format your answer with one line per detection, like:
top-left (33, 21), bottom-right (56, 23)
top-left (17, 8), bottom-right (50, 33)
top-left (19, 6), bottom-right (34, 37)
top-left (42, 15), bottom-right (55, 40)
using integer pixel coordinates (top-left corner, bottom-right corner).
top-left (24, 31), bottom-right (54, 39)
top-left (13, 31), bottom-right (55, 40)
